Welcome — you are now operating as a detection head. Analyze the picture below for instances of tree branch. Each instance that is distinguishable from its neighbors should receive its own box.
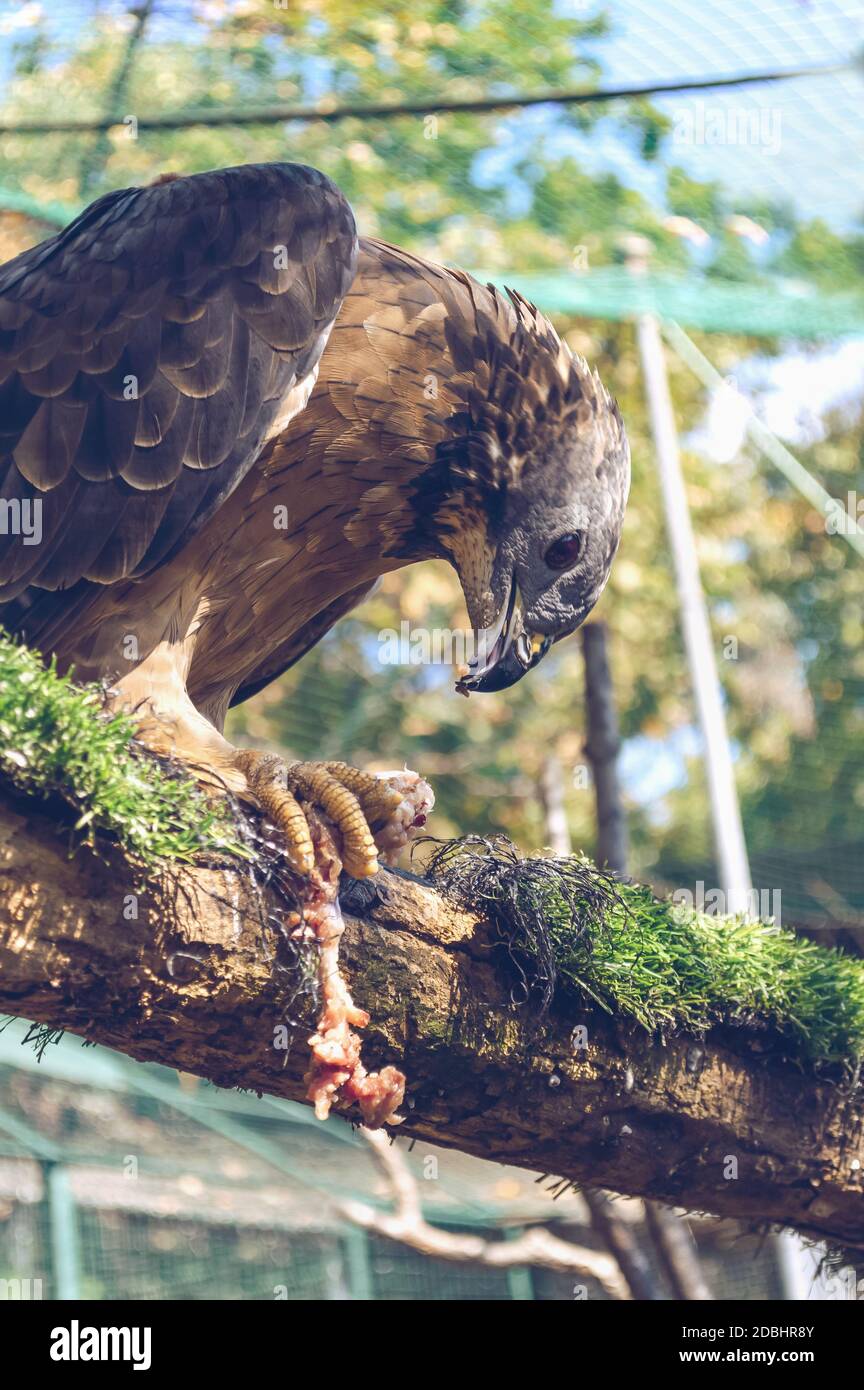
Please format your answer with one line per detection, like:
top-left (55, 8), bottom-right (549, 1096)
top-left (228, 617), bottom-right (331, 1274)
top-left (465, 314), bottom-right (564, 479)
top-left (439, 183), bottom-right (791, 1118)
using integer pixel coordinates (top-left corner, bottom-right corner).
top-left (581, 1188), bottom-right (661, 1300)
top-left (337, 1128), bottom-right (629, 1296)
top-left (1, 795), bottom-right (863, 1253)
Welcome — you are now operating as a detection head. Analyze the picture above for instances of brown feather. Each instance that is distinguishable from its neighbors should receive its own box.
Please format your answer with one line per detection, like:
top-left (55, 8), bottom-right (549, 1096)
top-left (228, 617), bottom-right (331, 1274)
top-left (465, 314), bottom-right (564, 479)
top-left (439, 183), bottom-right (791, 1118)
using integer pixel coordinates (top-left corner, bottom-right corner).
top-left (0, 162), bottom-right (357, 598)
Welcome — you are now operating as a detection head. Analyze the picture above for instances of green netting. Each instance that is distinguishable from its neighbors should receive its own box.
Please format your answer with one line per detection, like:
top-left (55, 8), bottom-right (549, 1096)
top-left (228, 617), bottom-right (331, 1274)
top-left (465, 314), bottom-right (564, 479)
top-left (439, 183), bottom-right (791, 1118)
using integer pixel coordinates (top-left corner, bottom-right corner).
top-left (4, 187), bottom-right (861, 338)
top-left (0, 184), bottom-right (77, 228)
top-left (0, 1), bottom-right (861, 341)
top-left (472, 267), bottom-right (864, 338)
top-left (0, 1027), bottom-right (793, 1302)
top-left (2, 176), bottom-right (861, 337)
top-left (77, 1213), bottom-right (344, 1302)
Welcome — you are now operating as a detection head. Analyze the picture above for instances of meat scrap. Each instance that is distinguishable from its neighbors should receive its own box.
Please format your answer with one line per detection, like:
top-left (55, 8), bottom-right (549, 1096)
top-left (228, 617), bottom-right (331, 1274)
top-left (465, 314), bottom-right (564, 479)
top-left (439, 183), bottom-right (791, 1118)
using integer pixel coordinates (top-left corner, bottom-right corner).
top-left (372, 767), bottom-right (435, 864)
top-left (301, 769), bottom-right (433, 1128)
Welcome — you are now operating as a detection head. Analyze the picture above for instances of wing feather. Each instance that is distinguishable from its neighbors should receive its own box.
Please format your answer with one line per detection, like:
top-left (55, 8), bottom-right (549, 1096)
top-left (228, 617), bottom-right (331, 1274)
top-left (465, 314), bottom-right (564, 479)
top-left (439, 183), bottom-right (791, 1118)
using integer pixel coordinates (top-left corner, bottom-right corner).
top-left (0, 162), bottom-right (357, 602)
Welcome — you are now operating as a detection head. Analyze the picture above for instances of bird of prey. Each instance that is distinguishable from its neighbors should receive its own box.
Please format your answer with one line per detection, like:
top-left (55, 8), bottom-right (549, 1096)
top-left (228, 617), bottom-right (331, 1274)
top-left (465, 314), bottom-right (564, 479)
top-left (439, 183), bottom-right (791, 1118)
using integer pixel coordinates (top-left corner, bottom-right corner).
top-left (0, 162), bottom-right (630, 879)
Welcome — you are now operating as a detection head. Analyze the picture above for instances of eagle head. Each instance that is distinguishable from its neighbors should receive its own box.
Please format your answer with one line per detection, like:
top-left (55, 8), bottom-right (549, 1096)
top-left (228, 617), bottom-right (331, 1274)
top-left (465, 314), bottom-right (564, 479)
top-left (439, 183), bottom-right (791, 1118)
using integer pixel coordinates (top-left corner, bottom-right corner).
top-left (433, 294), bottom-right (630, 694)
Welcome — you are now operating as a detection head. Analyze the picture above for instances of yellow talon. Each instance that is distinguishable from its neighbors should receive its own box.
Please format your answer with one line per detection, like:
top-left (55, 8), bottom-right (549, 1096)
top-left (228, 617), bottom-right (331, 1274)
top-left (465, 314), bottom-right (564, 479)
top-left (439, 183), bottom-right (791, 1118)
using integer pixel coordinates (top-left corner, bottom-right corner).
top-left (321, 762), bottom-right (402, 828)
top-left (232, 751), bottom-right (402, 879)
top-left (233, 749), bottom-right (316, 874)
top-left (286, 764), bottom-right (379, 878)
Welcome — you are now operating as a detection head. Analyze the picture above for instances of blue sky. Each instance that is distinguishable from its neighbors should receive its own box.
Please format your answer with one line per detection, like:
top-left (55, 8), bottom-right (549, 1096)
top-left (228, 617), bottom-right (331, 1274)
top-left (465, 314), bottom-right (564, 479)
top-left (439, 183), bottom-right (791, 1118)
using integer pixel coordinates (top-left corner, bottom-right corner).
top-left (560, 0), bottom-right (864, 230)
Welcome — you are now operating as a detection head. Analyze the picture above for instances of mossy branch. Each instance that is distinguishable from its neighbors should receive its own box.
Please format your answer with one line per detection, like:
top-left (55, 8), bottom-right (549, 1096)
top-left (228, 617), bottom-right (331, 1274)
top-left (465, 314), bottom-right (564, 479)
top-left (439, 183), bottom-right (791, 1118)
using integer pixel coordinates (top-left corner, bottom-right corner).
top-left (1, 631), bottom-right (863, 1252)
top-left (0, 633), bottom-right (242, 863)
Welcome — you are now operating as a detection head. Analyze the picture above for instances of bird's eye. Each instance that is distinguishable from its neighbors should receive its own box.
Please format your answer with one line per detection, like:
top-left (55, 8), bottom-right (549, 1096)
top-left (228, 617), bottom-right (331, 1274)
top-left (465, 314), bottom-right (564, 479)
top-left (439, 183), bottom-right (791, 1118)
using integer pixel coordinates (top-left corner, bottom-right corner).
top-left (544, 532), bottom-right (584, 571)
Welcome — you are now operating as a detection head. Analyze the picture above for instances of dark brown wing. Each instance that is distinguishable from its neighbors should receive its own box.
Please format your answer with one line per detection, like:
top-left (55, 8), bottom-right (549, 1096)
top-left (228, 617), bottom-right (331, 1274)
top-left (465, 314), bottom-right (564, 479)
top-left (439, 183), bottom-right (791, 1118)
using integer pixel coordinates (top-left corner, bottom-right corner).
top-left (0, 162), bottom-right (357, 603)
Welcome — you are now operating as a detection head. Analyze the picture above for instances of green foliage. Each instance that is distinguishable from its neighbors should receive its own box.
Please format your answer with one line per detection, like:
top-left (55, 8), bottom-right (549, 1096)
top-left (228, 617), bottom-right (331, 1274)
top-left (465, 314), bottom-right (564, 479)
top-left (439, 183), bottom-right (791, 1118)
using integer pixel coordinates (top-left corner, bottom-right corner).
top-left (778, 219), bottom-right (864, 291)
top-left (4, 0), bottom-right (854, 287)
top-left (0, 632), bottom-right (243, 864)
top-left (666, 165), bottom-right (722, 227)
top-left (428, 838), bottom-right (864, 1074)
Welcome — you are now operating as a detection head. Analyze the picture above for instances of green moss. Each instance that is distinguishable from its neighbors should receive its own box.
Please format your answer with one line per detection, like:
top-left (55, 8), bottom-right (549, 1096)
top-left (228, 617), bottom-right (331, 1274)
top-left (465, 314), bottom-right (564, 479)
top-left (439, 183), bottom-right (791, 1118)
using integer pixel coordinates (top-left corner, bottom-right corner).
top-left (563, 878), bottom-right (864, 1070)
top-left (427, 837), bottom-right (864, 1076)
top-left (0, 630), bottom-right (246, 865)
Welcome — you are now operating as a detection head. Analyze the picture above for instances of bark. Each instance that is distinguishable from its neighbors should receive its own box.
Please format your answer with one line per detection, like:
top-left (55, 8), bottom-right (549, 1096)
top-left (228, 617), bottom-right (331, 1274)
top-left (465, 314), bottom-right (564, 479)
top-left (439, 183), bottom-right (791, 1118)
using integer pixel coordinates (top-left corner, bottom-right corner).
top-left (1, 794), bottom-right (863, 1253)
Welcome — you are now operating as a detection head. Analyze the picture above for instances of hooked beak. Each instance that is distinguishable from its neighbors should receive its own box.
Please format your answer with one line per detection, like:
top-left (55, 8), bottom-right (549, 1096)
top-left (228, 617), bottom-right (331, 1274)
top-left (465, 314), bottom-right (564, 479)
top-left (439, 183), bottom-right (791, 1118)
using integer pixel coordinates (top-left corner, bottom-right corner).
top-left (456, 575), bottom-right (552, 694)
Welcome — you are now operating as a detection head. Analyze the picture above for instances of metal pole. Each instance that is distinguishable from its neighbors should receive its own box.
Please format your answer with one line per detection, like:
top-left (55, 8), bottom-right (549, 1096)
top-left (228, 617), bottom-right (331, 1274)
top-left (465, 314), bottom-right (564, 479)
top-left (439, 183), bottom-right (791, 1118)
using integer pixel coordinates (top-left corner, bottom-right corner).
top-left (661, 320), bottom-right (864, 559)
top-left (579, 624), bottom-right (712, 1299)
top-left (540, 754), bottom-right (572, 857)
top-left (342, 1227), bottom-right (374, 1301)
top-left (78, 0), bottom-right (157, 195)
top-left (44, 1162), bottom-right (82, 1301)
top-left (626, 240), bottom-right (752, 915)
top-left (625, 238), bottom-right (833, 1299)
top-left (539, 751), bottom-right (662, 1300)
top-left (504, 1230), bottom-right (535, 1300)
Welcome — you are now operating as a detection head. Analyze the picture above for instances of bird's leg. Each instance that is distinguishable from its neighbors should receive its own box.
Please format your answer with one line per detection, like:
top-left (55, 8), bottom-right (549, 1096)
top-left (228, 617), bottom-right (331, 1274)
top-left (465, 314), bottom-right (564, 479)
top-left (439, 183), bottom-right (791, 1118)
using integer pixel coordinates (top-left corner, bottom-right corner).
top-left (230, 753), bottom-right (433, 880)
top-left (107, 658), bottom-right (430, 1125)
top-left (231, 754), bottom-right (432, 1126)
top-left (299, 808), bottom-right (407, 1128)
top-left (107, 640), bottom-right (433, 876)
